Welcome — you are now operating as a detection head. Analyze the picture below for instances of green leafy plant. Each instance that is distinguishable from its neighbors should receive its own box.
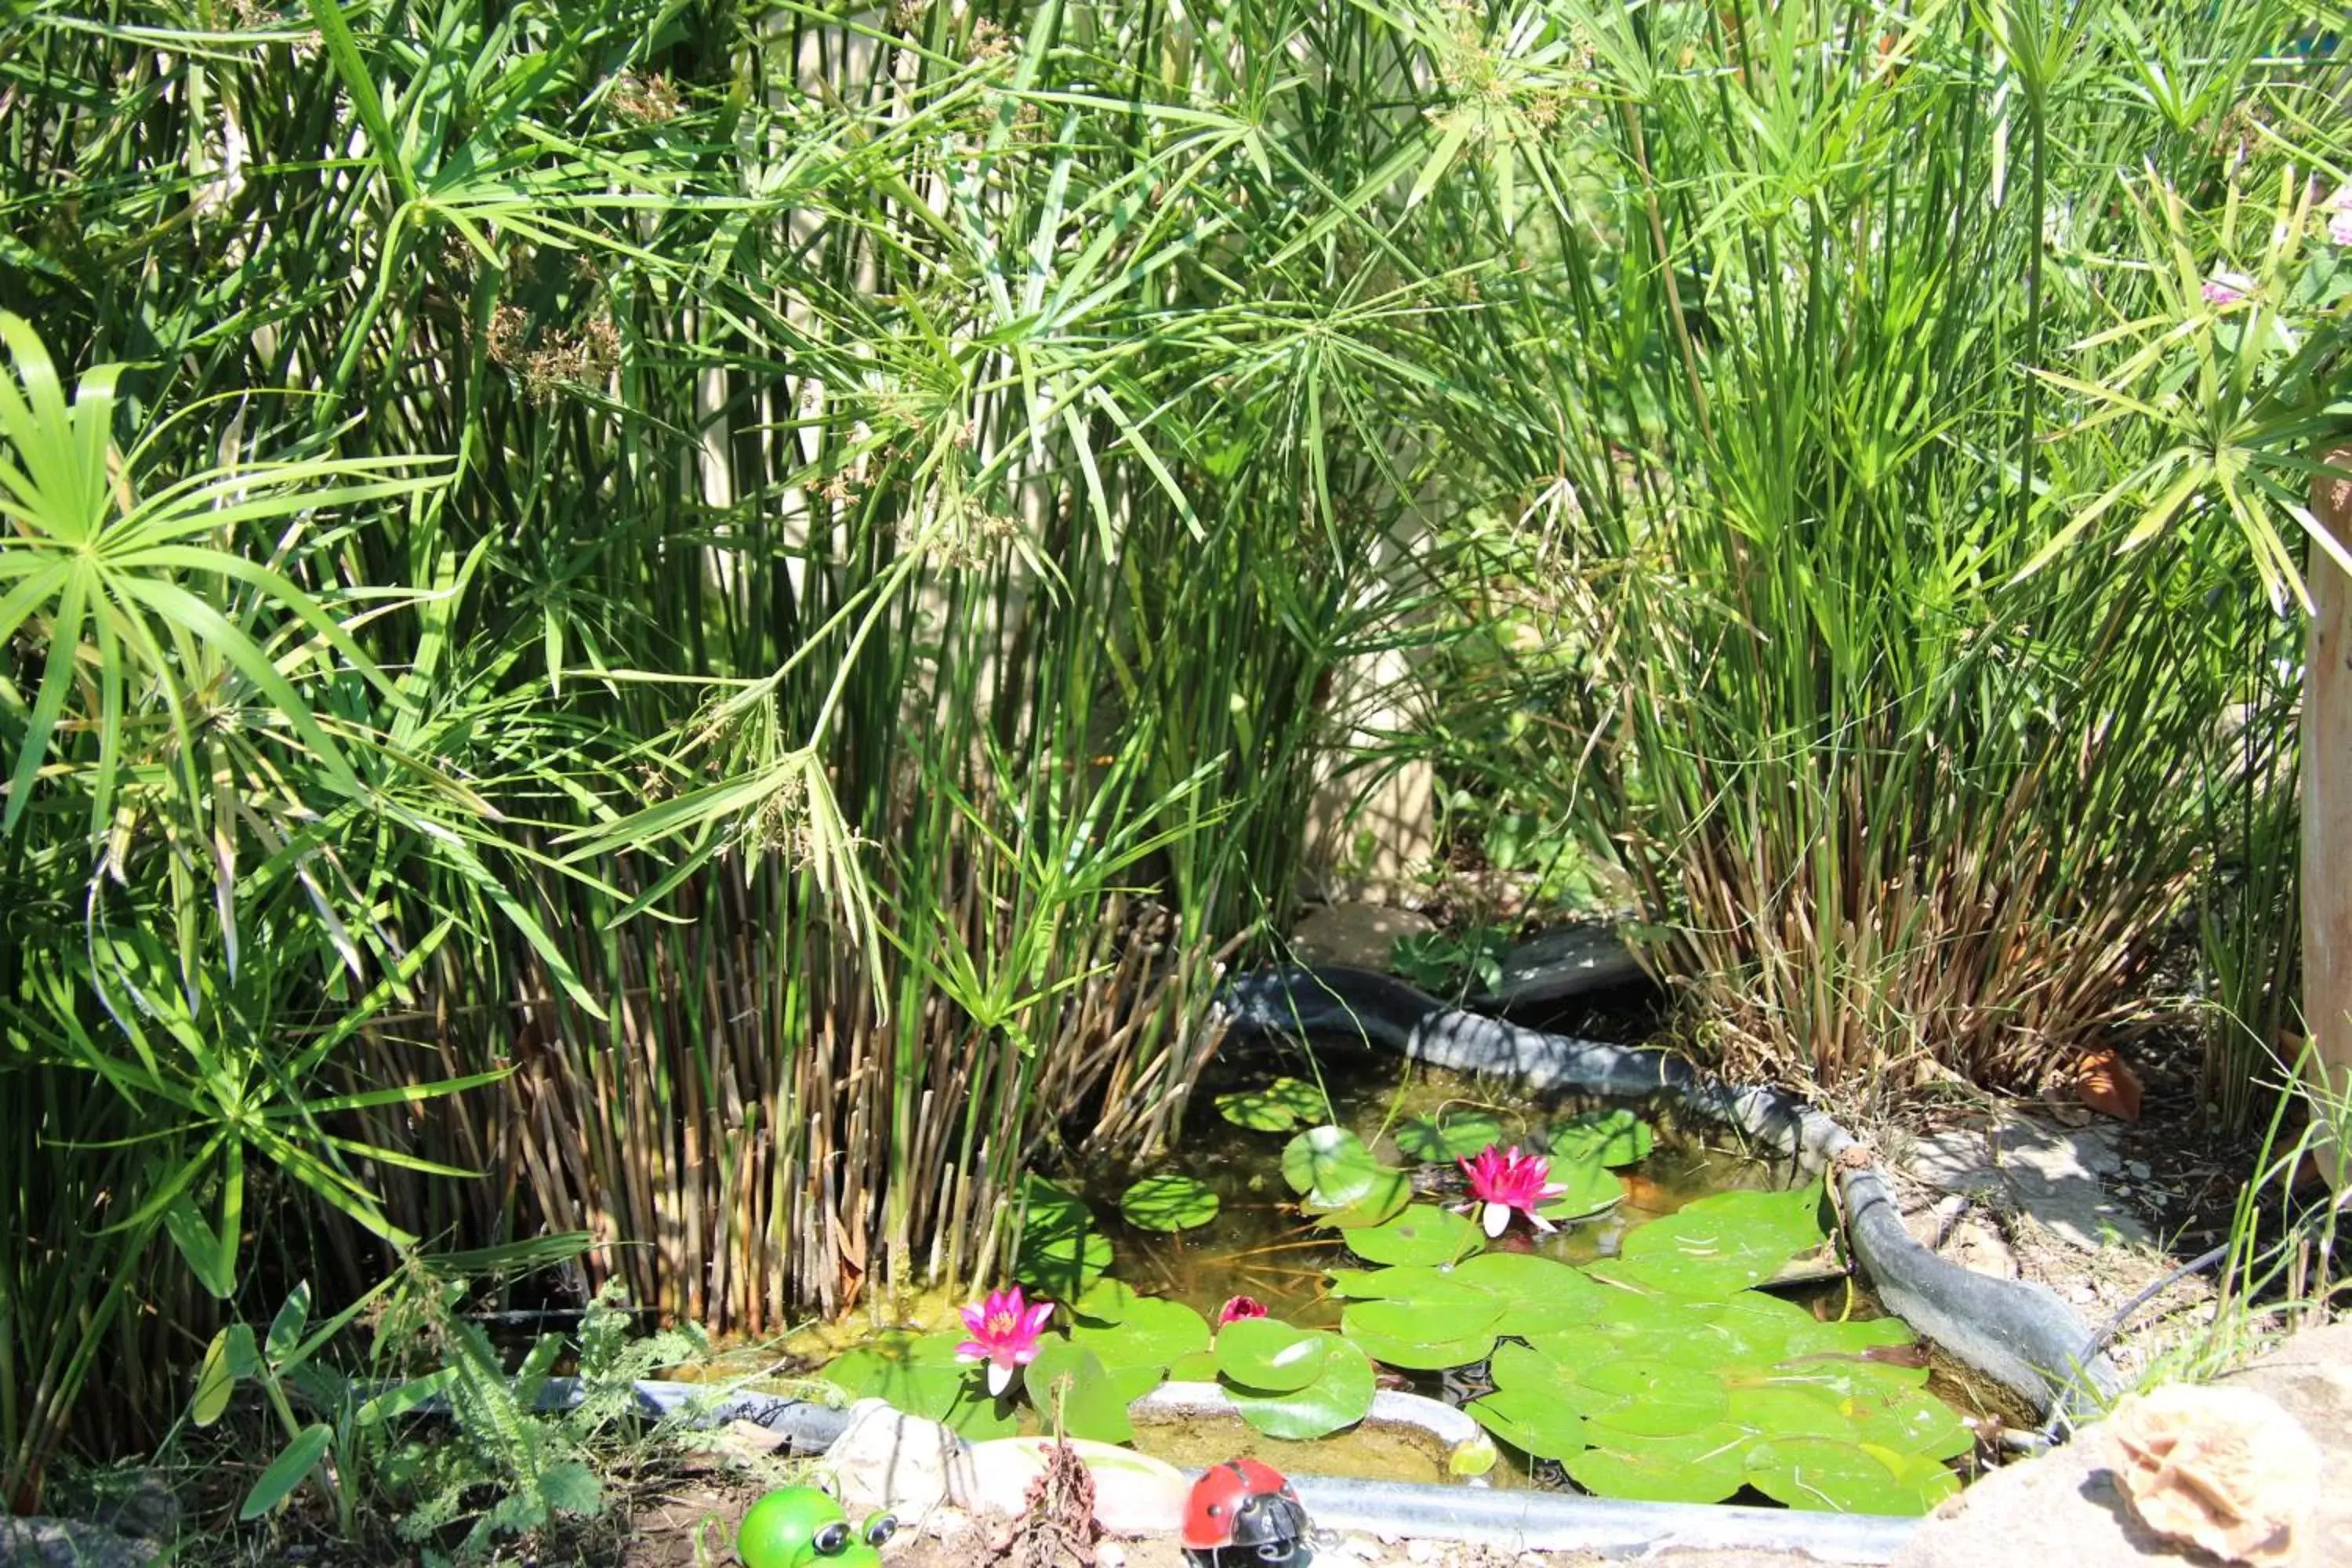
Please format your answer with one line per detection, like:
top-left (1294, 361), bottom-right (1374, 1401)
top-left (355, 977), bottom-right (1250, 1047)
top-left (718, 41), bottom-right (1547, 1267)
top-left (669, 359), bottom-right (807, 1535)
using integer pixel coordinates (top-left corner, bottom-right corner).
top-left (1392, 927), bottom-right (1515, 996)
top-left (385, 1279), bottom-right (708, 1564)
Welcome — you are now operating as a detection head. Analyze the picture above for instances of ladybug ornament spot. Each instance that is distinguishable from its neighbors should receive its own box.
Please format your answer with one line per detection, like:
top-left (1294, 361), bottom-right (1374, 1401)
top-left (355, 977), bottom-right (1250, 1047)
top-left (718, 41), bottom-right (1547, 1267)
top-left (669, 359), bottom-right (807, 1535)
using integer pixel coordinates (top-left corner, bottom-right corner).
top-left (1181, 1459), bottom-right (1311, 1568)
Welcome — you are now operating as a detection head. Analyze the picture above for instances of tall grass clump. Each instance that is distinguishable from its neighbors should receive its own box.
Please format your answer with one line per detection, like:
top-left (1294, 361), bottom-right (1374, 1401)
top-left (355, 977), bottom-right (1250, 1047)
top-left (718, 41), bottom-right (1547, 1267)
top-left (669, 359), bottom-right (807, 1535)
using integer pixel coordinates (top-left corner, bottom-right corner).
top-left (1389, 0), bottom-right (2349, 1094)
top-left (0, 0), bottom-right (1499, 1499)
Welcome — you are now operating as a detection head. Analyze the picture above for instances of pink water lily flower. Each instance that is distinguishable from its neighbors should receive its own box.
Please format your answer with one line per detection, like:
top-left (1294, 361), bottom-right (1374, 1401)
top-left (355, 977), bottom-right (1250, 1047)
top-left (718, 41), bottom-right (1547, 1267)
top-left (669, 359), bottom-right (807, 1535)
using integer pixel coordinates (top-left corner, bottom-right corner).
top-left (1457, 1145), bottom-right (1567, 1238)
top-left (1217, 1295), bottom-right (1269, 1328)
top-left (957, 1285), bottom-right (1055, 1396)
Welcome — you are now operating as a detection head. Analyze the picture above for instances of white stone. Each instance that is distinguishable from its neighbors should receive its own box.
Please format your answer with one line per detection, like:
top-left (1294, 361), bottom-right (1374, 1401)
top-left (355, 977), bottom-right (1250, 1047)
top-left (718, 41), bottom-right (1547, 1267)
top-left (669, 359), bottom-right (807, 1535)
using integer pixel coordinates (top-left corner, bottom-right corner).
top-left (818, 1399), bottom-right (975, 1519)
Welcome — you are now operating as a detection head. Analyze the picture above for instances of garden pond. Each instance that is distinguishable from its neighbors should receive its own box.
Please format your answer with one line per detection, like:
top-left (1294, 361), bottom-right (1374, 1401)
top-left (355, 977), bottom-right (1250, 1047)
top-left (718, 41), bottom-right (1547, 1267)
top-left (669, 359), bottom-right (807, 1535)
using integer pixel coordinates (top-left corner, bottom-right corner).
top-left (802, 1050), bottom-right (2025, 1516)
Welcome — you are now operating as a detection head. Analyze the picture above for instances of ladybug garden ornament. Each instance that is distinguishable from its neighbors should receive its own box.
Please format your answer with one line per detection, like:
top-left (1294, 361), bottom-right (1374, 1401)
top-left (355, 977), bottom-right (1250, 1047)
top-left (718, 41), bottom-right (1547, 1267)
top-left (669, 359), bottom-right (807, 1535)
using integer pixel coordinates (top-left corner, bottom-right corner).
top-left (1181, 1459), bottom-right (1310, 1568)
top-left (737, 1486), bottom-right (898, 1568)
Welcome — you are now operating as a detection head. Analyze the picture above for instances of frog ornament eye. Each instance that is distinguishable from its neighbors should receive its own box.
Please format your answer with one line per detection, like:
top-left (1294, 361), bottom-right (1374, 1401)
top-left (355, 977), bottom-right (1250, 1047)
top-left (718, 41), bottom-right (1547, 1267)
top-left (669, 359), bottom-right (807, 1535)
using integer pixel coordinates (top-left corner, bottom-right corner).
top-left (737, 1487), bottom-right (897, 1568)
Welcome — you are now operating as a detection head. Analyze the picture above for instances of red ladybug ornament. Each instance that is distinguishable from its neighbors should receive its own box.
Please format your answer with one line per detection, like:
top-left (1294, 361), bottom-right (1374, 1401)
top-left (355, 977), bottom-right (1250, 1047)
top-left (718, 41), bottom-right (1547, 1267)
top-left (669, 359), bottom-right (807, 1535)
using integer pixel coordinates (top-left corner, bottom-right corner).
top-left (1181, 1459), bottom-right (1309, 1566)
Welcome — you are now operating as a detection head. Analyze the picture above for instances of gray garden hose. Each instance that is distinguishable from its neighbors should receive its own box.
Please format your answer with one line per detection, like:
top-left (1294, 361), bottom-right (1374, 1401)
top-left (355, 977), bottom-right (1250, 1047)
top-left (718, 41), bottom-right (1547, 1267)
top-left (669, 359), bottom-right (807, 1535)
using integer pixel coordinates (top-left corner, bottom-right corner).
top-left (1214, 964), bottom-right (2122, 1421)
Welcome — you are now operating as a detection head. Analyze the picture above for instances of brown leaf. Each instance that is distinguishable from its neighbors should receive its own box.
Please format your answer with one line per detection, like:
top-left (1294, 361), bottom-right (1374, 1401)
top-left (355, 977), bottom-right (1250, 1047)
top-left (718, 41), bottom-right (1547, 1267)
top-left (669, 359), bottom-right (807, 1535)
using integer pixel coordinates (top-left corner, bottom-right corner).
top-left (2073, 1048), bottom-right (2143, 1122)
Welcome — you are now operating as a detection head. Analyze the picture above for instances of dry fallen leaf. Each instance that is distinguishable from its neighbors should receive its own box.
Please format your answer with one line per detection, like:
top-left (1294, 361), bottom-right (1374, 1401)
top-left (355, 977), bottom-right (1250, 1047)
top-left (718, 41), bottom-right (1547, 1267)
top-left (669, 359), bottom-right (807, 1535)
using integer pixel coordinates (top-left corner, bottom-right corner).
top-left (2110, 1385), bottom-right (2321, 1566)
top-left (2072, 1047), bottom-right (2143, 1122)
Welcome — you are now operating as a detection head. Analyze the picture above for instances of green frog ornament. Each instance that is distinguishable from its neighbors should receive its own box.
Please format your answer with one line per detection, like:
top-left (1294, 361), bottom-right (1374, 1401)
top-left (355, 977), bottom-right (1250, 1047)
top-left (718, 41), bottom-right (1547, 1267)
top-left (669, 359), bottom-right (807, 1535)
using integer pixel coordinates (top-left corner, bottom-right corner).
top-left (736, 1486), bottom-right (898, 1568)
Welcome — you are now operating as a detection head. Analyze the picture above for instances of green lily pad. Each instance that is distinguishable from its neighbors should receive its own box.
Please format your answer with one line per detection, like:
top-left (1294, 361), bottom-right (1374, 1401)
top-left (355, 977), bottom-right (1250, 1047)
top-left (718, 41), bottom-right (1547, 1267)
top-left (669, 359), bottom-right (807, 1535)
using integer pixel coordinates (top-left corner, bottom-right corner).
top-left (1343, 1205), bottom-right (1482, 1266)
top-left (1449, 1433), bottom-right (1501, 1477)
top-left (1873, 1447), bottom-right (1966, 1514)
top-left (1564, 1424), bottom-right (1749, 1504)
top-left (1168, 1349), bottom-right (1219, 1381)
top-left (1598, 1189), bottom-right (1828, 1300)
top-left (1014, 1178), bottom-right (1113, 1298)
top-left (1840, 1385), bottom-right (1975, 1462)
top-left (1446, 1250), bottom-right (1603, 1304)
top-left (821, 1332), bottom-right (1016, 1439)
top-left (1744, 1434), bottom-right (1921, 1514)
top-left (1547, 1109), bottom-right (1655, 1168)
top-left (1485, 1343), bottom-right (1611, 1414)
top-left (1578, 1358), bottom-right (1732, 1437)
top-left (1120, 1174), bottom-right (1220, 1232)
top-left (1726, 1383), bottom-right (1855, 1441)
top-left (1781, 1316), bottom-right (1918, 1357)
top-left (1396, 1111), bottom-right (1506, 1162)
top-left (1702, 1292), bottom-right (1818, 1360)
top-left (1535, 1155), bottom-right (1625, 1221)
top-left (1214, 1317), bottom-right (1330, 1392)
top-left (1216, 1077), bottom-right (1325, 1132)
top-left (1324, 1263), bottom-right (1495, 1306)
top-left (1340, 1297), bottom-right (1501, 1370)
top-left (1069, 1296), bottom-right (1211, 1372)
top-left (1306, 1166), bottom-right (1414, 1228)
top-left (1282, 1126), bottom-right (1381, 1207)
top-left (1070, 1278), bottom-right (1138, 1325)
top-left (1021, 1340), bottom-right (1139, 1443)
top-left (1467, 1387), bottom-right (1589, 1461)
top-left (1226, 1333), bottom-right (1375, 1441)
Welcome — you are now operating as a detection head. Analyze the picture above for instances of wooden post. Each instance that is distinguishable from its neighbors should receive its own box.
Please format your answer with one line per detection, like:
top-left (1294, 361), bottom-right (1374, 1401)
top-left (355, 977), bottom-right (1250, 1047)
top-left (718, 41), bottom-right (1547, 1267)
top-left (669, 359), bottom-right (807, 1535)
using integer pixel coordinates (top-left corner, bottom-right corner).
top-left (2304, 443), bottom-right (2352, 1184)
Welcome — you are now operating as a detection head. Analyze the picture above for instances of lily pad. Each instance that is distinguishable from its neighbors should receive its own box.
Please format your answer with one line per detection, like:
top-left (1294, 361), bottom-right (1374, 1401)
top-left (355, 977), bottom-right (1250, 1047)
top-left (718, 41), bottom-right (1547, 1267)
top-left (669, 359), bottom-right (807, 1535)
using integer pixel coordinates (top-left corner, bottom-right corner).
top-left (1342, 1205), bottom-right (1482, 1266)
top-left (1468, 1387), bottom-right (1588, 1461)
top-left (1564, 1424), bottom-right (1748, 1504)
top-left (1840, 1385), bottom-right (1975, 1462)
top-left (1120, 1174), bottom-right (1220, 1232)
top-left (1396, 1110), bottom-right (1506, 1162)
top-left (1021, 1340), bottom-right (1140, 1443)
top-left (1070, 1278), bottom-right (1138, 1325)
top-left (1014, 1178), bottom-right (1113, 1298)
top-left (1535, 1155), bottom-right (1625, 1222)
top-left (1168, 1348), bottom-right (1219, 1381)
top-left (1578, 1357), bottom-right (1731, 1437)
top-left (1216, 1077), bottom-right (1325, 1132)
top-left (1340, 1297), bottom-right (1501, 1370)
top-left (1726, 1383), bottom-right (1855, 1442)
top-left (1744, 1434), bottom-right (1920, 1514)
top-left (1214, 1317), bottom-right (1330, 1392)
top-left (821, 1332), bottom-right (1017, 1439)
top-left (1069, 1296), bottom-right (1211, 1373)
top-left (1323, 1263), bottom-right (1494, 1307)
top-left (1281, 1126), bottom-right (1382, 1208)
top-left (1305, 1166), bottom-right (1414, 1228)
top-left (1547, 1109), bottom-right (1655, 1168)
top-left (1226, 1332), bottom-right (1375, 1441)
top-left (1599, 1185), bottom-right (1828, 1299)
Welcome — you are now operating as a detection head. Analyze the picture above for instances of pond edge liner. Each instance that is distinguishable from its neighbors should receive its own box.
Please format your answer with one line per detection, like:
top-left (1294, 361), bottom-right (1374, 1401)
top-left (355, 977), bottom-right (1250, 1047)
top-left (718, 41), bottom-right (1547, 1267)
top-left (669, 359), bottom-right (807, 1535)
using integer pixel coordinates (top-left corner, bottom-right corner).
top-left (1281, 1473), bottom-right (1918, 1563)
top-left (1213, 963), bottom-right (2124, 1424)
top-left (522, 1379), bottom-right (1923, 1559)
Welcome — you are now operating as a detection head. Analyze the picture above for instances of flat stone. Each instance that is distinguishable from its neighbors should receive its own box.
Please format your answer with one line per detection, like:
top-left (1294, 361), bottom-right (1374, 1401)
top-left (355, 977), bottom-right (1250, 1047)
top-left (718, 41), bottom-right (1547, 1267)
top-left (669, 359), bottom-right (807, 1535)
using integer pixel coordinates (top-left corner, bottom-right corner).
top-left (2216, 1323), bottom-right (2352, 1555)
top-left (1904, 1114), bottom-right (2148, 1251)
top-left (1289, 903), bottom-right (1437, 971)
top-left (0, 1519), bottom-right (158, 1568)
top-left (73, 1469), bottom-right (178, 1544)
top-left (1472, 923), bottom-right (1647, 1005)
top-left (1890, 1323), bottom-right (2352, 1568)
top-left (819, 1399), bottom-right (975, 1518)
